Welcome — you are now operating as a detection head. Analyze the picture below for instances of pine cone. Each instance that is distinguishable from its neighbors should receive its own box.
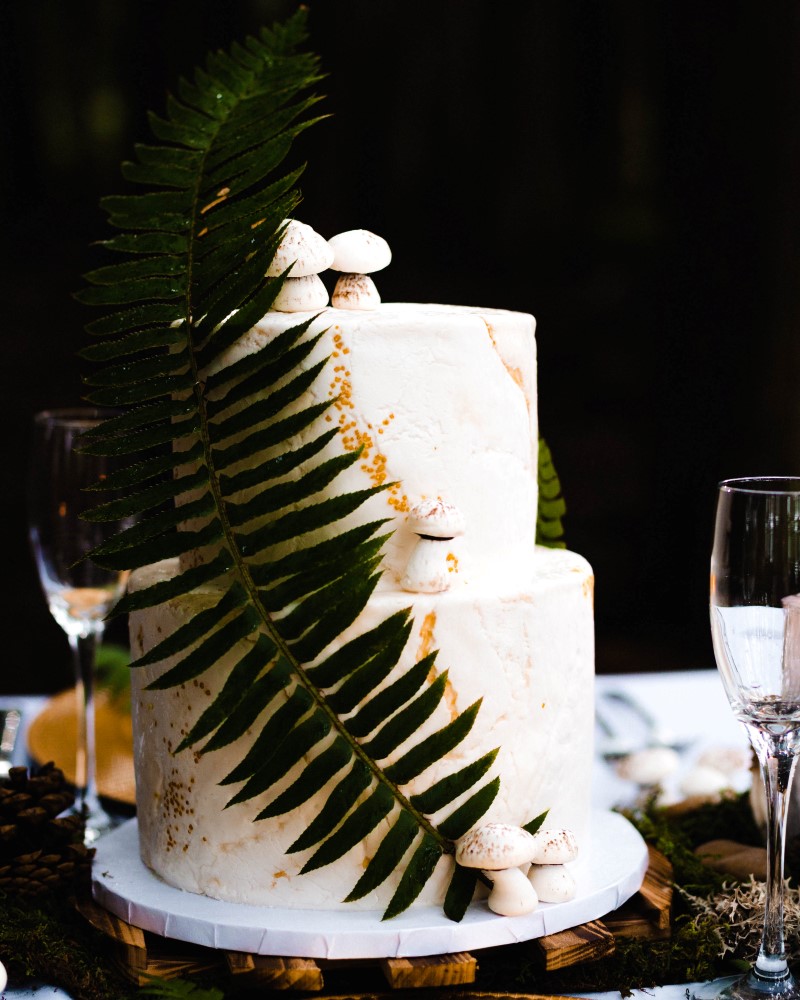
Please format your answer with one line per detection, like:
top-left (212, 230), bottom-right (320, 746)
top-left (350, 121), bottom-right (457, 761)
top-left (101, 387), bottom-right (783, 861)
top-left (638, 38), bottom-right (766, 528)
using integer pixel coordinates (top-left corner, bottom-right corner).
top-left (0, 763), bottom-right (94, 897)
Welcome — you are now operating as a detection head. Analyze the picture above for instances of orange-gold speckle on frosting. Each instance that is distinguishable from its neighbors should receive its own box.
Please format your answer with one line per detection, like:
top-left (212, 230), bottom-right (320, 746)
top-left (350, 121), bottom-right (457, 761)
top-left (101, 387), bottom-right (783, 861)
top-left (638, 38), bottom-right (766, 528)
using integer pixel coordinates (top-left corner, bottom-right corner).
top-left (417, 610), bottom-right (437, 666)
top-left (329, 329), bottom-right (408, 513)
top-left (161, 767), bottom-right (197, 853)
top-left (126, 302), bottom-right (598, 912)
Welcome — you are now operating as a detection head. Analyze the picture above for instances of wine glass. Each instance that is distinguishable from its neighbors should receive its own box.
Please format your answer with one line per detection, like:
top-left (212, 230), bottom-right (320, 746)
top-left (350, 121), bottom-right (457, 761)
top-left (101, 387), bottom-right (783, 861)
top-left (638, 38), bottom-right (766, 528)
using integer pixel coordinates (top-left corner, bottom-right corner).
top-left (28, 408), bottom-right (131, 844)
top-left (702, 476), bottom-right (800, 1000)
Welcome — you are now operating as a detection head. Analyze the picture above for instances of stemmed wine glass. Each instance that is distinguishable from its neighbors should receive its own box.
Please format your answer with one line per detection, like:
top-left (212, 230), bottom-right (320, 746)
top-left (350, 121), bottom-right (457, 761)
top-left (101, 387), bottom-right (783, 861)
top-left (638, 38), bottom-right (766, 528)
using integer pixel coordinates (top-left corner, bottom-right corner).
top-left (702, 477), bottom-right (800, 1000)
top-left (28, 408), bottom-right (131, 844)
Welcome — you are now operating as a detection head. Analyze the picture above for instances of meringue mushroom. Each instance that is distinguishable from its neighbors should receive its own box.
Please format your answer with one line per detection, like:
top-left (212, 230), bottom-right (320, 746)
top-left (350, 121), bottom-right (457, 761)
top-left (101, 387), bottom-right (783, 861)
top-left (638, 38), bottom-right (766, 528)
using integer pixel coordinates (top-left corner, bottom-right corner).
top-left (482, 867), bottom-right (540, 917)
top-left (528, 828), bottom-right (579, 865)
top-left (267, 219), bottom-right (334, 313)
top-left (331, 272), bottom-right (380, 310)
top-left (456, 823), bottom-right (538, 869)
top-left (329, 229), bottom-right (391, 310)
top-left (615, 745), bottom-right (680, 786)
top-left (455, 823), bottom-right (540, 917)
top-left (528, 863), bottom-right (577, 903)
top-left (679, 763), bottom-right (730, 799)
top-left (697, 746), bottom-right (750, 776)
top-left (271, 273), bottom-right (329, 312)
top-left (401, 498), bottom-right (465, 593)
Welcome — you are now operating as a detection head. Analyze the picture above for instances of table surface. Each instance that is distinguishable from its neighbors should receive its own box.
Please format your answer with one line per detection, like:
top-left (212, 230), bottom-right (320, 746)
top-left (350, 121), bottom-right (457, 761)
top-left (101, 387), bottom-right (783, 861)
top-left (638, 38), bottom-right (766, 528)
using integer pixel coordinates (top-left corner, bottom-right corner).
top-left (0, 670), bottom-right (751, 999)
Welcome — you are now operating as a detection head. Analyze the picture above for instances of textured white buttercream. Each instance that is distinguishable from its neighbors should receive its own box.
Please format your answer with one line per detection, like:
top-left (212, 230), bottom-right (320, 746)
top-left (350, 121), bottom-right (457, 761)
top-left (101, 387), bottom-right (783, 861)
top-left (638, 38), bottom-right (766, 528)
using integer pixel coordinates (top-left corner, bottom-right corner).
top-left (178, 303), bottom-right (538, 584)
top-left (130, 301), bottom-right (595, 914)
top-left (129, 546), bottom-right (594, 910)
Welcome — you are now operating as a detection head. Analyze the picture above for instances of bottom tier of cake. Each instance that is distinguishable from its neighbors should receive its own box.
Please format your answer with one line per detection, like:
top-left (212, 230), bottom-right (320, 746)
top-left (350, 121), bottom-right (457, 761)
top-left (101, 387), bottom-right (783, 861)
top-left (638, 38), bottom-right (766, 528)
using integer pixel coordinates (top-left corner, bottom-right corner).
top-left (128, 546), bottom-right (594, 911)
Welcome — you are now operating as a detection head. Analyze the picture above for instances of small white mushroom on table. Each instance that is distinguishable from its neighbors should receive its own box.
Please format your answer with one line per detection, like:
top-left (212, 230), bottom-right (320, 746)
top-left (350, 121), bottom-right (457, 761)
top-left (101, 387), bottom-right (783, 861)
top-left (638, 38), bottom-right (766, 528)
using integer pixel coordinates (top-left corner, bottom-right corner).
top-left (680, 744), bottom-right (752, 801)
top-left (267, 219), bottom-right (334, 312)
top-left (455, 823), bottom-right (540, 916)
top-left (328, 229), bottom-right (392, 310)
top-left (615, 745), bottom-right (681, 787)
top-left (401, 499), bottom-right (465, 593)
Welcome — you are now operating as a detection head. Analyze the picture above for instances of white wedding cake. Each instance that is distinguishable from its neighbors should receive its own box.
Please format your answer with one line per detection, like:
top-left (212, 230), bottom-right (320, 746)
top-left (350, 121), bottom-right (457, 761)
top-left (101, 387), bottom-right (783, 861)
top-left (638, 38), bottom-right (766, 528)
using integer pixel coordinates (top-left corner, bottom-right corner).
top-left (128, 241), bottom-right (595, 911)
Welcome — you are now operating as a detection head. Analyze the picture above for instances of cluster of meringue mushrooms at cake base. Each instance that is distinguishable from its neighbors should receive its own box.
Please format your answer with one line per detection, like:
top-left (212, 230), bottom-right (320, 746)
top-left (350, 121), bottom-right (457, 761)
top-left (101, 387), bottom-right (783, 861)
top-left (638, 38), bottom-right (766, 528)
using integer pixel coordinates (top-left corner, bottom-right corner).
top-left (455, 823), bottom-right (579, 917)
top-left (267, 220), bottom-right (392, 312)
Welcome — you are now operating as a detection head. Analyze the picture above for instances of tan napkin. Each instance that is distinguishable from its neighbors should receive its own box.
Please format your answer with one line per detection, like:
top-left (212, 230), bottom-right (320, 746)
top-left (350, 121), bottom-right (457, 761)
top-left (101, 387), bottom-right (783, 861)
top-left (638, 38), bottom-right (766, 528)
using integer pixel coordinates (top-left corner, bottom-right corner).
top-left (26, 687), bottom-right (135, 805)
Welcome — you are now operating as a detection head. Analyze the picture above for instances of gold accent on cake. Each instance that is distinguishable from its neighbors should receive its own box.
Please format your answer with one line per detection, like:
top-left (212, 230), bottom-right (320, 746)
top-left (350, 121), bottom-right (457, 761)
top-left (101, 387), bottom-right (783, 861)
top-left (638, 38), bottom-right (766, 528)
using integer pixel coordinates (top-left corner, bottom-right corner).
top-left (482, 319), bottom-right (528, 402)
top-left (417, 611), bottom-right (437, 665)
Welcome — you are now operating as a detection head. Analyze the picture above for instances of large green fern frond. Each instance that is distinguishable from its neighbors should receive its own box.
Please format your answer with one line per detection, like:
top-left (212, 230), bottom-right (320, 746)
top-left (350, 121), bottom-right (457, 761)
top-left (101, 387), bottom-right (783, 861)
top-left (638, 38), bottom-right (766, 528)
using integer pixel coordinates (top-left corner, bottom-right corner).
top-left (80, 11), bottom-right (499, 920)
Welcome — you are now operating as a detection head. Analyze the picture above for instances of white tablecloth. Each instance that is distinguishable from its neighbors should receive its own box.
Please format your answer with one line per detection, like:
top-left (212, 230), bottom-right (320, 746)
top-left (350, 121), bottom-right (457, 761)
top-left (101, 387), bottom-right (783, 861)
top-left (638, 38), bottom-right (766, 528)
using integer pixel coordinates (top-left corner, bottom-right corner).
top-left (0, 671), bottom-right (751, 999)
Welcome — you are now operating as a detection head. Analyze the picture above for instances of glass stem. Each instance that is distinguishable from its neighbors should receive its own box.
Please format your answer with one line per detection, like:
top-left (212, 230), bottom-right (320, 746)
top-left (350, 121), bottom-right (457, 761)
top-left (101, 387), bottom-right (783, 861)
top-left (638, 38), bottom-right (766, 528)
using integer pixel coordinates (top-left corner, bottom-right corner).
top-left (752, 733), bottom-right (798, 981)
top-left (69, 629), bottom-right (103, 818)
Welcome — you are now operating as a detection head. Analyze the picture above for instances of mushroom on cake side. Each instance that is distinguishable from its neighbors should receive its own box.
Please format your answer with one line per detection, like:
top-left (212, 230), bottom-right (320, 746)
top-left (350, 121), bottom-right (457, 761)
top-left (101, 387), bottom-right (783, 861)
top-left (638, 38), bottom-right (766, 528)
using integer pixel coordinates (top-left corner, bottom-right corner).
top-left (526, 827), bottom-right (579, 903)
top-left (455, 823), bottom-right (540, 916)
top-left (401, 499), bottom-right (465, 593)
top-left (455, 823), bottom-right (581, 914)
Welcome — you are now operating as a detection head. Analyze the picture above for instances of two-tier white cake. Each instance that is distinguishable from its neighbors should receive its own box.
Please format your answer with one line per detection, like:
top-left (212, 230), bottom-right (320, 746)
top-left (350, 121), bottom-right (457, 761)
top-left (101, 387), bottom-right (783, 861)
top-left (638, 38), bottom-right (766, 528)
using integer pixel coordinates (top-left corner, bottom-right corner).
top-left (128, 300), bottom-right (595, 911)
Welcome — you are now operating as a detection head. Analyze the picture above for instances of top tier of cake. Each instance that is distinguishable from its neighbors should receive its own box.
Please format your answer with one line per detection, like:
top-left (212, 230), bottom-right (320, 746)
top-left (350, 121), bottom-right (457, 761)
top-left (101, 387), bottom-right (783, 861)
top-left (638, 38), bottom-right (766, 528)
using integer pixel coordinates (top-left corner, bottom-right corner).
top-left (188, 302), bottom-right (539, 587)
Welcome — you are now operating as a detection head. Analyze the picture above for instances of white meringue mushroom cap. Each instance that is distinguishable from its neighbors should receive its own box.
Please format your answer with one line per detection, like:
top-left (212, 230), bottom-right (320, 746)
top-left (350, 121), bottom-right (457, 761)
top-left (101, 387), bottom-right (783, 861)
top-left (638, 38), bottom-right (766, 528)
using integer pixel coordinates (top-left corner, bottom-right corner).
top-left (455, 823), bottom-right (538, 871)
top-left (528, 828), bottom-right (579, 865)
top-left (407, 498), bottom-right (466, 539)
top-left (266, 219), bottom-right (334, 278)
top-left (528, 864), bottom-right (577, 903)
top-left (329, 229), bottom-right (392, 274)
top-left (615, 746), bottom-right (680, 786)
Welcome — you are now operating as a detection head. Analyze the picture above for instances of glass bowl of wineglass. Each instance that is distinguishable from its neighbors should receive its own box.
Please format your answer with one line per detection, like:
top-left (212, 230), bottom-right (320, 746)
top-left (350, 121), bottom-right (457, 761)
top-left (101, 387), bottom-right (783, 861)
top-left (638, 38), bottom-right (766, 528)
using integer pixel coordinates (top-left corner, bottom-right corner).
top-left (28, 408), bottom-right (133, 844)
top-left (699, 477), bottom-right (800, 1000)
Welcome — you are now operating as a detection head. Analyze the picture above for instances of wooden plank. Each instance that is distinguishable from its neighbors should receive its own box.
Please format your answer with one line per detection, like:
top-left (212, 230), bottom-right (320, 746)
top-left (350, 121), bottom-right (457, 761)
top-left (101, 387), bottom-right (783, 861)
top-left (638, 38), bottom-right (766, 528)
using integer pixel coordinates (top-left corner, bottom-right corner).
top-left (533, 919), bottom-right (615, 971)
top-left (321, 994), bottom-right (591, 1000)
top-left (380, 951), bottom-right (477, 988)
top-left (602, 844), bottom-right (673, 941)
top-left (227, 954), bottom-right (324, 991)
top-left (73, 896), bottom-right (145, 949)
top-left (637, 845), bottom-right (673, 929)
top-left (603, 903), bottom-right (671, 941)
top-left (131, 953), bottom-right (219, 985)
top-left (226, 951), bottom-right (255, 975)
top-left (74, 896), bottom-right (149, 976)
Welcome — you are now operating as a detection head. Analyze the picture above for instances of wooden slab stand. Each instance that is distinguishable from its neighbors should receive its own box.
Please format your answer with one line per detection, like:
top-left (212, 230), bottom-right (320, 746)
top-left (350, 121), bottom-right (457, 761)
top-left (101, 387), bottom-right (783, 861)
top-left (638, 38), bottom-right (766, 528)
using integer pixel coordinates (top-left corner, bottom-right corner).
top-left (77, 847), bottom-right (672, 990)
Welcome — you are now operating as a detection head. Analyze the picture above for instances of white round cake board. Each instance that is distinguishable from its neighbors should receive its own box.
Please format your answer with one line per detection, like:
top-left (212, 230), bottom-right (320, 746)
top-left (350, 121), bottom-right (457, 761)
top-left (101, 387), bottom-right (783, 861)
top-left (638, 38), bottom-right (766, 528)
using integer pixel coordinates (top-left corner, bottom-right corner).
top-left (91, 809), bottom-right (647, 960)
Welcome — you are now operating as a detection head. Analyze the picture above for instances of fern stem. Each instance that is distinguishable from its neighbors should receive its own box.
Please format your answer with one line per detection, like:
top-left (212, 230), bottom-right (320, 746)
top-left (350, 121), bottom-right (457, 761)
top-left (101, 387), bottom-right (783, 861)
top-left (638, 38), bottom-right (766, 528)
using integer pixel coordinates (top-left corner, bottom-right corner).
top-left (165, 43), bottom-right (451, 859)
top-left (190, 361), bottom-right (451, 856)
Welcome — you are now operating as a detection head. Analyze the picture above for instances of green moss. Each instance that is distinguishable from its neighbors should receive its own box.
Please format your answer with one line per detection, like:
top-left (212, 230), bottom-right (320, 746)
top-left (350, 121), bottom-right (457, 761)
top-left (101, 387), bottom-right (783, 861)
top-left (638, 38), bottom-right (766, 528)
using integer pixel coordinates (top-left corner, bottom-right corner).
top-left (0, 895), bottom-right (135, 1000)
top-left (623, 792), bottom-right (762, 894)
top-left (471, 910), bottom-right (730, 996)
top-left (1, 793), bottom-right (793, 996)
top-left (0, 895), bottom-right (230, 999)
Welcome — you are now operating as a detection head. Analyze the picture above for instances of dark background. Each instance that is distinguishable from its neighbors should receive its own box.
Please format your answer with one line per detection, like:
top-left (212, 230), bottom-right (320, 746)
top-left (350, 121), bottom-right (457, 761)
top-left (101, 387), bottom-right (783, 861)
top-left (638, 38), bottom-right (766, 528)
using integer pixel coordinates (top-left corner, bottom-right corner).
top-left (2, 0), bottom-right (798, 694)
